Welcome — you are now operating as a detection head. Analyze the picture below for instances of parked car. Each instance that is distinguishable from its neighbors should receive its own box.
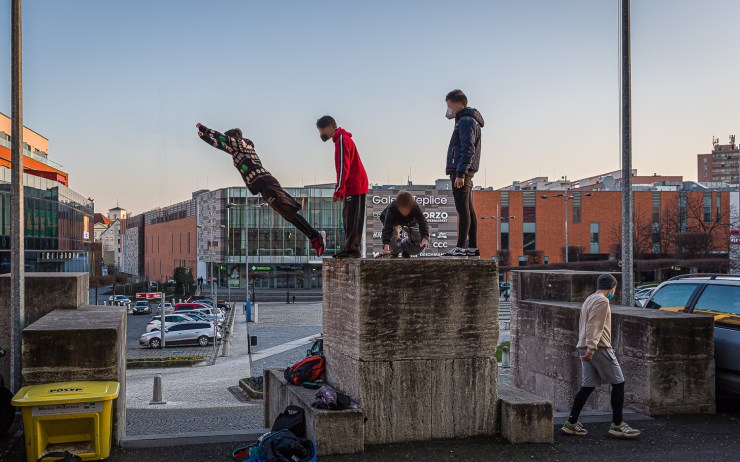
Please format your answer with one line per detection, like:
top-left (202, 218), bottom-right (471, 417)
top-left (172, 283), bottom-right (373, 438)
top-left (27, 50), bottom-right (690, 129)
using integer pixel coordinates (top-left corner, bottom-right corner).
top-left (139, 321), bottom-right (221, 349)
top-left (155, 302), bottom-right (174, 315)
top-left (108, 295), bottom-right (131, 307)
top-left (644, 274), bottom-right (740, 396)
top-left (634, 287), bottom-right (656, 307)
top-left (145, 314), bottom-right (198, 332)
top-left (172, 302), bottom-right (210, 313)
top-left (217, 302), bottom-right (231, 312)
top-left (132, 301), bottom-right (152, 315)
top-left (177, 308), bottom-right (223, 326)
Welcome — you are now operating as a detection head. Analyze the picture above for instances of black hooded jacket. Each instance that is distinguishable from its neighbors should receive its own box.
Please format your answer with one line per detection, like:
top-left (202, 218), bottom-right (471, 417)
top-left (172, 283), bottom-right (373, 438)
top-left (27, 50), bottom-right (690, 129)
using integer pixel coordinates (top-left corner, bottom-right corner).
top-left (379, 202), bottom-right (430, 245)
top-left (446, 107), bottom-right (484, 178)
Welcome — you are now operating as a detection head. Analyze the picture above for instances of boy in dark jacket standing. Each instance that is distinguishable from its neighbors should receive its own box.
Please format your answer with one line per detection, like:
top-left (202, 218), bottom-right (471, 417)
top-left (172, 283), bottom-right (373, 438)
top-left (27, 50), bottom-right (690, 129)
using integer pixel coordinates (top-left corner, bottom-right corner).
top-left (316, 115), bottom-right (369, 259)
top-left (442, 89), bottom-right (484, 257)
top-left (375, 191), bottom-right (430, 258)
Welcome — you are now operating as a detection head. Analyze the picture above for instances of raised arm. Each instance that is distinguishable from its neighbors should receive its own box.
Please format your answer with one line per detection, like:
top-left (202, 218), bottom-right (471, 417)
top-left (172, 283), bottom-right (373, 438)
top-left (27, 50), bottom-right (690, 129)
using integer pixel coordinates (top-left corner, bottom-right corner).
top-left (196, 123), bottom-right (243, 154)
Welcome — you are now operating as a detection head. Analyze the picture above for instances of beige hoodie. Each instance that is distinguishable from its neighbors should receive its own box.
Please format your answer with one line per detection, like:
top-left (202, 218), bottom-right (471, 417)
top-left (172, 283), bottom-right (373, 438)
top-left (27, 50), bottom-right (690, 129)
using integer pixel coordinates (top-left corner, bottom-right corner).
top-left (576, 292), bottom-right (612, 353)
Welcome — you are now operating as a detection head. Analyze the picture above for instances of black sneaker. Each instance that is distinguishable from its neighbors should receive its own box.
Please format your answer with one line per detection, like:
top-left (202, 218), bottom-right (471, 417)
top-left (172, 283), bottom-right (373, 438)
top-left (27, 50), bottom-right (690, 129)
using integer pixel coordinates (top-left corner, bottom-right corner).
top-left (402, 252), bottom-right (411, 258)
top-left (466, 248), bottom-right (480, 257)
top-left (442, 247), bottom-right (468, 257)
top-left (331, 251), bottom-right (351, 259)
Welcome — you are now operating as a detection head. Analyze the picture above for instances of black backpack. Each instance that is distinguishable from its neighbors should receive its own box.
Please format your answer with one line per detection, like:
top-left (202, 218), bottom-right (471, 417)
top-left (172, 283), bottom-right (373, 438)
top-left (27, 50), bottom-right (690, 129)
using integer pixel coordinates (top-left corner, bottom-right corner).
top-left (272, 405), bottom-right (306, 438)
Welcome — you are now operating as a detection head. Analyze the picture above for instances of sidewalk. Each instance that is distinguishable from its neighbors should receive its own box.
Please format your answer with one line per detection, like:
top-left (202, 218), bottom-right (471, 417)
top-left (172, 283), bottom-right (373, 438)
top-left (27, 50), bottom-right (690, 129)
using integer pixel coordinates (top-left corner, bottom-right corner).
top-left (125, 302), bottom-right (322, 436)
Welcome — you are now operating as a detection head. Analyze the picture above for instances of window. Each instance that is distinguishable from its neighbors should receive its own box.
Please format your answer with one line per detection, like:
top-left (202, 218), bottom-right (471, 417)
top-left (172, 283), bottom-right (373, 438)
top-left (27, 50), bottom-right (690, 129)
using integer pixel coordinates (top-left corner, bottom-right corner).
top-left (168, 324), bottom-right (187, 332)
top-left (572, 194), bottom-right (582, 224)
top-left (693, 285), bottom-right (740, 327)
top-left (645, 283), bottom-right (700, 309)
top-left (522, 222), bottom-right (536, 252)
top-left (703, 193), bottom-right (712, 222)
top-left (590, 223), bottom-right (599, 253)
top-left (716, 195), bottom-right (721, 221)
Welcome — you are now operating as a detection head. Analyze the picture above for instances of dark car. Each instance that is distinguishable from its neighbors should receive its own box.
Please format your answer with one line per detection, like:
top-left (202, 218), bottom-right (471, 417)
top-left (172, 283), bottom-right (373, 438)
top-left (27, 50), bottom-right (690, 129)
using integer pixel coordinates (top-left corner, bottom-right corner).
top-left (132, 301), bottom-right (152, 315)
top-left (644, 274), bottom-right (740, 396)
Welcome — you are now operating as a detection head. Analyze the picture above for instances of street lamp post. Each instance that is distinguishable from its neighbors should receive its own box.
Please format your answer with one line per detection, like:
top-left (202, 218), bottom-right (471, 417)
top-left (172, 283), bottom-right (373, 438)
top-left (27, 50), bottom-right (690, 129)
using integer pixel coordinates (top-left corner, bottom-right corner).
top-left (227, 200), bottom-right (267, 321)
top-left (541, 191), bottom-right (592, 263)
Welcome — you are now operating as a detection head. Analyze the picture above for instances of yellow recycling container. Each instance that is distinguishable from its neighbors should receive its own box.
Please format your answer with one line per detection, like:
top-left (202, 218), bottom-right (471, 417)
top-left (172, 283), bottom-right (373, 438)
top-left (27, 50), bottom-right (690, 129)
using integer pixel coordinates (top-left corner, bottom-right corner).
top-left (11, 381), bottom-right (120, 462)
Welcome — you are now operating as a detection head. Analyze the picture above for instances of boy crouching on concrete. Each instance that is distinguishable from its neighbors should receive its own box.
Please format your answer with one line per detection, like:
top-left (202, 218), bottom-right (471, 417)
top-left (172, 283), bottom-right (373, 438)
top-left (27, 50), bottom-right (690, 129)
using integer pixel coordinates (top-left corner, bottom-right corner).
top-left (375, 191), bottom-right (430, 258)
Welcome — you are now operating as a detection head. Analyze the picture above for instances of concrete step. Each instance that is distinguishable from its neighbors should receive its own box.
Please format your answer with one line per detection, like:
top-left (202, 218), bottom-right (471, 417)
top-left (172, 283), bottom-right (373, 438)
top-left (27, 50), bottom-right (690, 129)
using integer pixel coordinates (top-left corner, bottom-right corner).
top-left (264, 368), bottom-right (364, 456)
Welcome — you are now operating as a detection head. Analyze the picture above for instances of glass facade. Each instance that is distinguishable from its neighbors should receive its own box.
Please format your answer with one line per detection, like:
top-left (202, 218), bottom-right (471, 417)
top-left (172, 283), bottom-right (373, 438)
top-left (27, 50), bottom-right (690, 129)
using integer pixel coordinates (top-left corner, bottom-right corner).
top-left (0, 167), bottom-right (93, 273)
top-left (205, 185), bottom-right (343, 290)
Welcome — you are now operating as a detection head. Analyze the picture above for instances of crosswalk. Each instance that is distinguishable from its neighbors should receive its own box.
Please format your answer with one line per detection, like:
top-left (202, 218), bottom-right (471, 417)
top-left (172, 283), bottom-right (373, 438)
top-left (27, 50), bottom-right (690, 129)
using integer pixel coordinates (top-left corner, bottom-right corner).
top-left (499, 300), bottom-right (511, 330)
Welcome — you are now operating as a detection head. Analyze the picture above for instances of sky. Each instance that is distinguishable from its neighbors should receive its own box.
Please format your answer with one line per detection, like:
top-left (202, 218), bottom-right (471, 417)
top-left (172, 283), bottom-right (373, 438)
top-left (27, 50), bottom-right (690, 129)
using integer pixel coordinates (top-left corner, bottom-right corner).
top-left (1, 0), bottom-right (738, 214)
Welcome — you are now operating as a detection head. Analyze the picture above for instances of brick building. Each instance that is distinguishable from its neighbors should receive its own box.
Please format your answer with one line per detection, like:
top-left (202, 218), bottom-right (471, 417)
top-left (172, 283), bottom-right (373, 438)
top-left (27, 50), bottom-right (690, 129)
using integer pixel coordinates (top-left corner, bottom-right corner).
top-left (142, 200), bottom-right (197, 282)
top-left (473, 187), bottom-right (732, 265)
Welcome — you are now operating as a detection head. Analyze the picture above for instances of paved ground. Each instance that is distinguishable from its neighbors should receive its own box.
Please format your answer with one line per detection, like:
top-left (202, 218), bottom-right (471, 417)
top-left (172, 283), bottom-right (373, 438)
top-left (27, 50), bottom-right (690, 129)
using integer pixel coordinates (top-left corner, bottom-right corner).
top-left (124, 302), bottom-right (323, 435)
top-left (4, 410), bottom-right (734, 462)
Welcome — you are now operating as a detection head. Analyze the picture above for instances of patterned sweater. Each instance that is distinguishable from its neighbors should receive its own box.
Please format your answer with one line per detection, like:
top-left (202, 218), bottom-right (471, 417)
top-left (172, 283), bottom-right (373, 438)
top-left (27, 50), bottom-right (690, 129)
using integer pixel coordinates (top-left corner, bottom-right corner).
top-left (198, 125), bottom-right (271, 193)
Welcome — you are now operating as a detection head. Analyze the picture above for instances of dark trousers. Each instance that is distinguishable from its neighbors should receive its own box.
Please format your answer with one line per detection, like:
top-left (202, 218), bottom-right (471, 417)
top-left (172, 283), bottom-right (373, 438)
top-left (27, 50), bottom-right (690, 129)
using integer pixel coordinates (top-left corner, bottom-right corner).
top-left (568, 382), bottom-right (625, 425)
top-left (342, 194), bottom-right (366, 254)
top-left (451, 175), bottom-right (478, 249)
top-left (259, 176), bottom-right (320, 240)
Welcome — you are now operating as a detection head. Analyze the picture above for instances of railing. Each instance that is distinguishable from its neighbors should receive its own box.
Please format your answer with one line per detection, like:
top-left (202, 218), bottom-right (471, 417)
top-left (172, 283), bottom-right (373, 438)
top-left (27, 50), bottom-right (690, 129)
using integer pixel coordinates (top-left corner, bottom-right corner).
top-left (0, 137), bottom-right (64, 169)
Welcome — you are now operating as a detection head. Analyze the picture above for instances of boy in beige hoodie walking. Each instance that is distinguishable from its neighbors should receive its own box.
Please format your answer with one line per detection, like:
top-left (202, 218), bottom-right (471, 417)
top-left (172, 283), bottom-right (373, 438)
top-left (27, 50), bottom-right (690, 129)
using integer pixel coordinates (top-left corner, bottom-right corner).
top-left (561, 274), bottom-right (641, 438)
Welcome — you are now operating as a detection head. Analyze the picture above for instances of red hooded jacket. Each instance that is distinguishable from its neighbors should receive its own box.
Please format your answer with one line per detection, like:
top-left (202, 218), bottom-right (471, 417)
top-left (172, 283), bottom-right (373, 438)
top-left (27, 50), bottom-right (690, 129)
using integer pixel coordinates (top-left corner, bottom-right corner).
top-left (332, 127), bottom-right (368, 198)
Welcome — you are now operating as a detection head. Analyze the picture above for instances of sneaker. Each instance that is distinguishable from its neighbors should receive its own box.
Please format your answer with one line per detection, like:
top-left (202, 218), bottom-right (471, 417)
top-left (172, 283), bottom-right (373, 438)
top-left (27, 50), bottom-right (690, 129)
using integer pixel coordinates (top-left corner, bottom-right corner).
top-left (561, 421), bottom-right (588, 436)
top-left (401, 252), bottom-right (411, 258)
top-left (609, 422), bottom-right (640, 438)
top-left (332, 251), bottom-right (351, 259)
top-left (442, 247), bottom-right (468, 257)
top-left (310, 235), bottom-right (325, 257)
top-left (466, 248), bottom-right (480, 257)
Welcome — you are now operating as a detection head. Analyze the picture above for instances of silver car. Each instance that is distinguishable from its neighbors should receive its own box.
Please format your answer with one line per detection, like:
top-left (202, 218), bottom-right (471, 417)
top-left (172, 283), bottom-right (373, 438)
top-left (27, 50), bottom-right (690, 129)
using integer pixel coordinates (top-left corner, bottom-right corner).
top-left (139, 321), bottom-right (221, 349)
top-left (644, 274), bottom-right (740, 396)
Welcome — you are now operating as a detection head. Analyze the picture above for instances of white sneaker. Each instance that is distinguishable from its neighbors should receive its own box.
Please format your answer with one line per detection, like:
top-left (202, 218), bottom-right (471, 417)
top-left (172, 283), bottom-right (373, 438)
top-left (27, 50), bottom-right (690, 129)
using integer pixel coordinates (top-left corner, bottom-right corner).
top-left (442, 247), bottom-right (468, 257)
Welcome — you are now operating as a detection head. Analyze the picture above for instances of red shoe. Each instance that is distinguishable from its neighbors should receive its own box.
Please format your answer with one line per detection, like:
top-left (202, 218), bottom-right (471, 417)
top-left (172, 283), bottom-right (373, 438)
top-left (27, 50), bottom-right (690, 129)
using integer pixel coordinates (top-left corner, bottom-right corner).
top-left (311, 234), bottom-right (325, 257)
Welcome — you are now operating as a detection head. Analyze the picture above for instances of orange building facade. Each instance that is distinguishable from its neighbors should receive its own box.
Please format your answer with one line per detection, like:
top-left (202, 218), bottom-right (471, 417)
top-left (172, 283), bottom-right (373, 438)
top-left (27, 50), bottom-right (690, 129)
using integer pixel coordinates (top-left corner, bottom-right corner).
top-left (472, 189), bottom-right (731, 265)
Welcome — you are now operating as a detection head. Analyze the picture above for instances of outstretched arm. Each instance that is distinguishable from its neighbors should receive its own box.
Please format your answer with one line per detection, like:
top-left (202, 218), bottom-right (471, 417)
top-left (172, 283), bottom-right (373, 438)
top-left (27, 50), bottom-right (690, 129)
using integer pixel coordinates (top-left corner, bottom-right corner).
top-left (196, 123), bottom-right (243, 154)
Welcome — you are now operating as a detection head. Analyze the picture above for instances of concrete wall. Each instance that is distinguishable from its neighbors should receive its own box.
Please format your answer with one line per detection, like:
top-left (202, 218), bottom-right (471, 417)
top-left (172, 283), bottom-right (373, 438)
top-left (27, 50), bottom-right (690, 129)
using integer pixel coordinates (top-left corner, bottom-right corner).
top-left (0, 273), bottom-right (88, 386)
top-left (511, 271), bottom-right (715, 415)
top-left (22, 305), bottom-right (127, 443)
top-left (323, 258), bottom-right (499, 445)
top-left (511, 270), bottom-right (622, 305)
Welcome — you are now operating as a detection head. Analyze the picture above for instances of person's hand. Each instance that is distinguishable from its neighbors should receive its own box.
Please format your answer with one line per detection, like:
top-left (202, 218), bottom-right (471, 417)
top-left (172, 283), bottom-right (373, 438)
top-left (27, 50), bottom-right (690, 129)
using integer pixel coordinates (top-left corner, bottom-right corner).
top-left (333, 192), bottom-right (344, 202)
top-left (375, 245), bottom-right (392, 258)
top-left (454, 177), bottom-right (465, 188)
top-left (581, 350), bottom-right (593, 362)
top-left (420, 238), bottom-right (429, 250)
top-left (196, 123), bottom-right (204, 137)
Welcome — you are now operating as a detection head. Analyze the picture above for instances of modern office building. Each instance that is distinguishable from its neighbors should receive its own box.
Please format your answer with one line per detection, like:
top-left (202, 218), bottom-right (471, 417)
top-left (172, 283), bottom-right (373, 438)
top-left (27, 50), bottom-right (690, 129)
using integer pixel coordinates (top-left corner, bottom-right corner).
top-left (0, 113), bottom-right (93, 273)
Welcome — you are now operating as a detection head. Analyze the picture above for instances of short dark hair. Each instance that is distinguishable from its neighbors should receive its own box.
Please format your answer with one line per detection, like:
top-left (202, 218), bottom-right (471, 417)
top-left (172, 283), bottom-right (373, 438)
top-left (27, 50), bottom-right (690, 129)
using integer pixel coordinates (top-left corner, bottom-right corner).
top-left (316, 115), bottom-right (337, 129)
top-left (224, 128), bottom-right (243, 139)
top-left (396, 191), bottom-right (415, 208)
top-left (445, 89), bottom-right (467, 106)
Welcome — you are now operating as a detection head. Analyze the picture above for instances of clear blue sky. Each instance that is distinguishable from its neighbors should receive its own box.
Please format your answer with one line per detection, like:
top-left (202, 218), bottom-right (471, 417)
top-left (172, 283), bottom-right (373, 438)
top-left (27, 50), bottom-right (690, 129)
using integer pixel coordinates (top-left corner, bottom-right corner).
top-left (1, 0), bottom-right (738, 213)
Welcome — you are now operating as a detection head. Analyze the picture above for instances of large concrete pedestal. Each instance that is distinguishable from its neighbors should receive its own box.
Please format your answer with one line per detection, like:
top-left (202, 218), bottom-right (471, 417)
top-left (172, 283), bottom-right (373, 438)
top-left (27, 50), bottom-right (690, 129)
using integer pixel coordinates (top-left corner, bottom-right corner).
top-left (323, 259), bottom-right (499, 445)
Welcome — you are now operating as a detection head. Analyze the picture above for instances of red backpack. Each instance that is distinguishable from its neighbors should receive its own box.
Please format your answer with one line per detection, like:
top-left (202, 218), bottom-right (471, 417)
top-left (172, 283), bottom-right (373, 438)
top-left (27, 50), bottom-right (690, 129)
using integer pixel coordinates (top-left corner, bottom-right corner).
top-left (284, 355), bottom-right (325, 385)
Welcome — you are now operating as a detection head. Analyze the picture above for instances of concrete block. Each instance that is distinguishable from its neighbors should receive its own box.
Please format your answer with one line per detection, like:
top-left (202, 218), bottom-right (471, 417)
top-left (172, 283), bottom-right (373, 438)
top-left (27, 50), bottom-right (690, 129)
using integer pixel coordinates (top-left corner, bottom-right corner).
top-left (323, 259), bottom-right (499, 361)
top-left (263, 369), bottom-right (364, 456)
top-left (511, 270), bottom-right (622, 305)
top-left (498, 383), bottom-right (553, 444)
top-left (21, 305), bottom-right (127, 443)
top-left (0, 273), bottom-right (89, 389)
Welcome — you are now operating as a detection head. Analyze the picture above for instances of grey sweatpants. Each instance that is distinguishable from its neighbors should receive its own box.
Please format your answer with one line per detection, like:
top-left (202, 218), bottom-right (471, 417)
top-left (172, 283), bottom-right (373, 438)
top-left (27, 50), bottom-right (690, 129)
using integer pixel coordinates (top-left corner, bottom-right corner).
top-left (577, 347), bottom-right (625, 387)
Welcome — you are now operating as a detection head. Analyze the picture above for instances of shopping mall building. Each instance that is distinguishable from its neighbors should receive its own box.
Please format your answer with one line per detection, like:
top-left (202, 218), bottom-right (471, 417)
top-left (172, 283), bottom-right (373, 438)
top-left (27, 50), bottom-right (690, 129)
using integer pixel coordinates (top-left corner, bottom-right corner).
top-left (0, 113), bottom-right (94, 273)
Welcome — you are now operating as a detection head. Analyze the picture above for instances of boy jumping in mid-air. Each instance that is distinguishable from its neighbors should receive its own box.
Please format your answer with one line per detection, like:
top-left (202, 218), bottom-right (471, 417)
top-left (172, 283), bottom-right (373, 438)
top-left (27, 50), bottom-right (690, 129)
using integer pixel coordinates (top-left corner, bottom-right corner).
top-left (374, 190), bottom-right (430, 258)
top-left (196, 123), bottom-right (325, 256)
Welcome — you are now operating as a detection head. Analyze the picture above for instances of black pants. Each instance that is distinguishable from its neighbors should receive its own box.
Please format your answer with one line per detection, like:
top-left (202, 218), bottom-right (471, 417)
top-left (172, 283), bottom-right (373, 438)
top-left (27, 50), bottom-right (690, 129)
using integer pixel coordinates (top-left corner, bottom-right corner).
top-left (258, 176), bottom-right (320, 240)
top-left (342, 194), bottom-right (366, 254)
top-left (451, 175), bottom-right (477, 249)
top-left (568, 382), bottom-right (625, 425)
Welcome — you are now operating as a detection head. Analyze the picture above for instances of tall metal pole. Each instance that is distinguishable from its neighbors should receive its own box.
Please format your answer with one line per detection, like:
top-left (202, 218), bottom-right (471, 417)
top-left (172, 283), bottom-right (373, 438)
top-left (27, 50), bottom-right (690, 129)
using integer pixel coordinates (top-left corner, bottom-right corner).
top-left (496, 204), bottom-right (501, 251)
top-left (620, 0), bottom-right (635, 306)
top-left (10, 0), bottom-right (25, 393)
top-left (564, 195), bottom-right (569, 263)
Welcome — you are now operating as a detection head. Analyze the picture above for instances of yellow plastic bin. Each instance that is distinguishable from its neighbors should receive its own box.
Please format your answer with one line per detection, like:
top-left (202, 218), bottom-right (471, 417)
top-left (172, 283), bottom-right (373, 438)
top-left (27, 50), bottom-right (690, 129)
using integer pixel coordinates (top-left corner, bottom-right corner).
top-left (11, 381), bottom-right (119, 462)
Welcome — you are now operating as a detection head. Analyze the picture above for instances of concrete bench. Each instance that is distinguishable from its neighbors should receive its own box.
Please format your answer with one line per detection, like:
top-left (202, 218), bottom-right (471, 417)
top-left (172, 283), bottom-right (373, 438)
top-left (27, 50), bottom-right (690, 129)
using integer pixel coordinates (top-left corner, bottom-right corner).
top-left (263, 368), bottom-right (364, 456)
top-left (498, 383), bottom-right (553, 444)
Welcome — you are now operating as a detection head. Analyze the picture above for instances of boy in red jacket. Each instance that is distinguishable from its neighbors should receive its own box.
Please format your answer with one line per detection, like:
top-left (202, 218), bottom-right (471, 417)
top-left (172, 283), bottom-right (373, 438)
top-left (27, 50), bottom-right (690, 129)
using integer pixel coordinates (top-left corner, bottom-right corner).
top-left (316, 115), bottom-right (369, 258)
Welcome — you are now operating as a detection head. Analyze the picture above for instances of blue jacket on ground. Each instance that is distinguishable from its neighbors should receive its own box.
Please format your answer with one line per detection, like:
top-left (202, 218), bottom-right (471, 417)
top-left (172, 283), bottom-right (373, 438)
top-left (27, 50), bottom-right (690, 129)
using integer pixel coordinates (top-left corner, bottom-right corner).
top-left (446, 107), bottom-right (485, 178)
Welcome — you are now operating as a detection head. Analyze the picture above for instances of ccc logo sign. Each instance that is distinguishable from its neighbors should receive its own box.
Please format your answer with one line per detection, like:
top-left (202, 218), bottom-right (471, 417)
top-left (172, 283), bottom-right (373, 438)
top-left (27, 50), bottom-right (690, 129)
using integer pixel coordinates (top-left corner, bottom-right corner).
top-left (432, 242), bottom-right (448, 248)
